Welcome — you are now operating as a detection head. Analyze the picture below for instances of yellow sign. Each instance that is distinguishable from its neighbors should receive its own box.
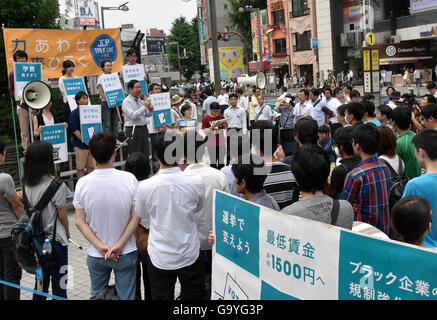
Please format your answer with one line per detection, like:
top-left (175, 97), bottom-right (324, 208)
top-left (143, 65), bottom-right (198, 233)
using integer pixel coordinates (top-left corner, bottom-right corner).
top-left (218, 46), bottom-right (246, 81)
top-left (366, 32), bottom-right (375, 46)
top-left (3, 28), bottom-right (124, 78)
top-left (363, 50), bottom-right (371, 71)
top-left (371, 49), bottom-right (380, 71)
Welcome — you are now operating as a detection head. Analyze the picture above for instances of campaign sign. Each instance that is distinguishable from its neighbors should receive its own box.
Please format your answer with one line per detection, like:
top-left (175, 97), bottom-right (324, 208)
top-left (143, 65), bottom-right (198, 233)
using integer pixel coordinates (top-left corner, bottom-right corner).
top-left (100, 73), bottom-right (125, 108)
top-left (63, 77), bottom-right (88, 111)
top-left (79, 105), bottom-right (102, 143)
top-left (212, 190), bottom-right (437, 300)
top-left (121, 64), bottom-right (148, 95)
top-left (40, 124), bottom-right (68, 164)
top-left (13, 63), bottom-right (43, 102)
top-left (150, 92), bottom-right (172, 127)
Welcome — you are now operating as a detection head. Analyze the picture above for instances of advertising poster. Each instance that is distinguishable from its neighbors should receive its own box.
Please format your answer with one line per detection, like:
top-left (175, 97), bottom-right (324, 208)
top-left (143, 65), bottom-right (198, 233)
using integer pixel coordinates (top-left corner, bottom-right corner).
top-left (212, 191), bottom-right (437, 300)
top-left (13, 62), bottom-right (43, 102)
top-left (63, 77), bottom-right (88, 111)
top-left (100, 73), bottom-right (125, 108)
top-left (150, 92), bottom-right (172, 127)
top-left (40, 123), bottom-right (68, 163)
top-left (79, 104), bottom-right (102, 143)
top-left (121, 64), bottom-right (148, 96)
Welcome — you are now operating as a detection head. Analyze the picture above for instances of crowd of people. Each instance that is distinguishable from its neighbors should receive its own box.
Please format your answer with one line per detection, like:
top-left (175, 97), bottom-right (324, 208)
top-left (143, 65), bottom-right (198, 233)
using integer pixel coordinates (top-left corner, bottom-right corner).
top-left (2, 49), bottom-right (437, 301)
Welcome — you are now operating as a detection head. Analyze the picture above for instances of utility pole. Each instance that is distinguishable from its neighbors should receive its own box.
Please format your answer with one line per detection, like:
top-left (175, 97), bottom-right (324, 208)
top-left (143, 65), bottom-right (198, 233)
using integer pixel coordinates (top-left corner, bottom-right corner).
top-left (208, 0), bottom-right (221, 96)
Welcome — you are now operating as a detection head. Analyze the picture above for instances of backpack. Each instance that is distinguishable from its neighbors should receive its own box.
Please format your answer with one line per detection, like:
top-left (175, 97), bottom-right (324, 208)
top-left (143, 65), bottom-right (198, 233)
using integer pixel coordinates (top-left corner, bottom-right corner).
top-left (379, 158), bottom-right (409, 211)
top-left (11, 177), bottom-right (63, 274)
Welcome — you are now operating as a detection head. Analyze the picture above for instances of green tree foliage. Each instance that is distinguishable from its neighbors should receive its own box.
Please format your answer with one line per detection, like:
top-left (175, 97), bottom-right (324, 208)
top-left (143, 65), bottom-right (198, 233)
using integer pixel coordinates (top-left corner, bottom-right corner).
top-left (0, 0), bottom-right (60, 94)
top-left (227, 0), bottom-right (267, 60)
top-left (167, 16), bottom-right (201, 82)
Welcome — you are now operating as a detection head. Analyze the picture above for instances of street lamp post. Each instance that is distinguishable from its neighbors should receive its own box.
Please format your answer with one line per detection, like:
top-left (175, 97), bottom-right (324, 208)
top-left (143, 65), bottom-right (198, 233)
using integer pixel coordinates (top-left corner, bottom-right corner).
top-left (169, 41), bottom-right (182, 82)
top-left (100, 1), bottom-right (129, 29)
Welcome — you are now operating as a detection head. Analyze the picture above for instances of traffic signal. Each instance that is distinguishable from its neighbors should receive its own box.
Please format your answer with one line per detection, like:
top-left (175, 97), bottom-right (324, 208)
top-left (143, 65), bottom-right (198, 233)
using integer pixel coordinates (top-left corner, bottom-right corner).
top-left (217, 33), bottom-right (227, 41)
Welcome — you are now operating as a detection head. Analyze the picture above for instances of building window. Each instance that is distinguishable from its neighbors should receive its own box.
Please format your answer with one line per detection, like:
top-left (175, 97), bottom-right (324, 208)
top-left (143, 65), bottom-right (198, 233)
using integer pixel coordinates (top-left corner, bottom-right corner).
top-left (272, 10), bottom-right (285, 26)
top-left (291, 0), bottom-right (310, 18)
top-left (294, 31), bottom-right (311, 51)
top-left (274, 38), bottom-right (287, 54)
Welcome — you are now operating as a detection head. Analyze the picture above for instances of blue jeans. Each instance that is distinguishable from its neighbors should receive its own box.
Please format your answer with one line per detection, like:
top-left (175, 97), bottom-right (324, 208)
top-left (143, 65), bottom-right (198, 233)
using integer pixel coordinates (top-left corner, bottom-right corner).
top-left (86, 250), bottom-right (137, 300)
top-left (101, 101), bottom-right (119, 138)
top-left (33, 241), bottom-right (68, 300)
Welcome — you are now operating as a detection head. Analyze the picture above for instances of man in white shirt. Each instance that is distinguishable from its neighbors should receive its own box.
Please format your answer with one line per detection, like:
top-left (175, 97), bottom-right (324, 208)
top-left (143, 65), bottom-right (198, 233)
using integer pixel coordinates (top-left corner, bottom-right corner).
top-left (202, 88), bottom-right (219, 118)
top-left (217, 88), bottom-right (229, 115)
top-left (236, 88), bottom-right (249, 128)
top-left (182, 131), bottom-right (229, 299)
top-left (254, 95), bottom-right (272, 122)
top-left (122, 80), bottom-right (154, 157)
top-left (414, 68), bottom-right (422, 87)
top-left (309, 88), bottom-right (325, 126)
top-left (224, 93), bottom-right (247, 132)
top-left (387, 91), bottom-right (401, 110)
top-left (135, 133), bottom-right (206, 300)
top-left (426, 82), bottom-right (437, 98)
top-left (74, 132), bottom-right (141, 300)
top-left (293, 89), bottom-right (312, 124)
top-left (328, 87), bottom-right (344, 134)
top-left (277, 86), bottom-right (288, 102)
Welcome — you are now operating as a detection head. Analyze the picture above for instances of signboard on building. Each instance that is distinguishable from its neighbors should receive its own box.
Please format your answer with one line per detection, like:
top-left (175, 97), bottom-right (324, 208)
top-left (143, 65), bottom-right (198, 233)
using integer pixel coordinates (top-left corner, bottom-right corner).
top-left (212, 190), bottom-right (437, 300)
top-left (250, 9), bottom-right (269, 61)
top-left (343, 0), bottom-right (362, 33)
top-left (75, 0), bottom-right (99, 26)
top-left (375, 40), bottom-right (432, 59)
top-left (146, 37), bottom-right (166, 55)
top-left (410, 0), bottom-right (437, 13)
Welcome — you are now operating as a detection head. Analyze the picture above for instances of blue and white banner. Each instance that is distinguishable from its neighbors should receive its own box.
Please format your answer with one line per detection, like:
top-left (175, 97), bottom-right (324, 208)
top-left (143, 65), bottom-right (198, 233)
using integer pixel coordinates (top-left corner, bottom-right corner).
top-left (150, 92), bottom-right (172, 127)
top-left (212, 190), bottom-right (437, 300)
top-left (63, 77), bottom-right (88, 112)
top-left (121, 64), bottom-right (148, 96)
top-left (79, 105), bottom-right (102, 143)
top-left (100, 73), bottom-right (125, 108)
top-left (40, 124), bottom-right (68, 164)
top-left (13, 62), bottom-right (43, 102)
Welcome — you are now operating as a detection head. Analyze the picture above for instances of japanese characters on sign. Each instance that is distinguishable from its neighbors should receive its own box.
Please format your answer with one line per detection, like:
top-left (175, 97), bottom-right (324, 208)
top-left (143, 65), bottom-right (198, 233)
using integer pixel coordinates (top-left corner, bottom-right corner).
top-left (121, 64), bottom-right (148, 96)
top-left (150, 92), bottom-right (173, 127)
top-left (63, 77), bottom-right (88, 112)
top-left (40, 124), bottom-right (68, 163)
top-left (79, 105), bottom-right (102, 143)
top-left (13, 62), bottom-right (43, 102)
top-left (3, 28), bottom-right (123, 79)
top-left (100, 73), bottom-right (125, 108)
top-left (212, 190), bottom-right (437, 300)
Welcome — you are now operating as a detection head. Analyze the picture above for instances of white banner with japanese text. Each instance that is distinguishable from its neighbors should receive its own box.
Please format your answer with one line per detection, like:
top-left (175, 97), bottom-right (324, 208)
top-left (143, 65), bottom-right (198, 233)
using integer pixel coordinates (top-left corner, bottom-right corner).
top-left (212, 190), bottom-right (437, 300)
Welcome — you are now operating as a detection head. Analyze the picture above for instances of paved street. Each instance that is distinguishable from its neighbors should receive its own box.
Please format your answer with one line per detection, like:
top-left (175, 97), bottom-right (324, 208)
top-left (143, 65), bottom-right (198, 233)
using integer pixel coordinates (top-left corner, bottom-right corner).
top-left (18, 201), bottom-right (181, 300)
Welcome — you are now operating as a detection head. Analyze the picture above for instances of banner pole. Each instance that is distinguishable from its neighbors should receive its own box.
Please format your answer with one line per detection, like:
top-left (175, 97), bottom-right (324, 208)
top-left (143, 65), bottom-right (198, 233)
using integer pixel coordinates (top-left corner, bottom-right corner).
top-left (10, 98), bottom-right (22, 190)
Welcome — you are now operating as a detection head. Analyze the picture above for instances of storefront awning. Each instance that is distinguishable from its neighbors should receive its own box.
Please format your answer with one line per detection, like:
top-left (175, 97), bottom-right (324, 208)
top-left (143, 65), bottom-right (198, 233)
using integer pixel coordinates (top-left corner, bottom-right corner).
top-left (379, 56), bottom-right (434, 65)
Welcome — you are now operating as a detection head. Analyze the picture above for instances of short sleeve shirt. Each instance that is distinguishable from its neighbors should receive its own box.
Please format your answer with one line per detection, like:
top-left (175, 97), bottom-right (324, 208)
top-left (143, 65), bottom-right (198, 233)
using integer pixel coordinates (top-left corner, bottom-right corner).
top-left (0, 173), bottom-right (18, 239)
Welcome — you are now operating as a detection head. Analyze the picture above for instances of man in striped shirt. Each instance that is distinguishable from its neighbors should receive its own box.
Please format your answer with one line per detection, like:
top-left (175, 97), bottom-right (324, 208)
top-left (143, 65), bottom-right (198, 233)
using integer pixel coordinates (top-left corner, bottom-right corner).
top-left (341, 124), bottom-right (392, 234)
top-left (250, 121), bottom-right (298, 210)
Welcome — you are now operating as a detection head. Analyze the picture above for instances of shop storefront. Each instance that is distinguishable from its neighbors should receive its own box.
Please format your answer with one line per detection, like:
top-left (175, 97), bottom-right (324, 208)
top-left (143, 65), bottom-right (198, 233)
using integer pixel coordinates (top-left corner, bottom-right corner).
top-left (375, 40), bottom-right (435, 86)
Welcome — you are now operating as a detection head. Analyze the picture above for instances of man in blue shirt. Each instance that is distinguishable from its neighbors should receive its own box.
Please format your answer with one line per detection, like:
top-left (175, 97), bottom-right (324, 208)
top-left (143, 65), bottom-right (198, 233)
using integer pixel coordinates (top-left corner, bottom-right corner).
top-left (273, 94), bottom-right (294, 129)
top-left (402, 129), bottom-right (437, 248)
top-left (318, 124), bottom-right (336, 162)
top-left (68, 91), bottom-right (96, 178)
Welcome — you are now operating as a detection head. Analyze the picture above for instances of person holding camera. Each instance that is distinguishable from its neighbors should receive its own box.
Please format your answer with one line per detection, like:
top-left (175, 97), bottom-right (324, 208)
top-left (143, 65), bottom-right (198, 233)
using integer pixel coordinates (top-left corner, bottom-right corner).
top-left (274, 94), bottom-right (295, 129)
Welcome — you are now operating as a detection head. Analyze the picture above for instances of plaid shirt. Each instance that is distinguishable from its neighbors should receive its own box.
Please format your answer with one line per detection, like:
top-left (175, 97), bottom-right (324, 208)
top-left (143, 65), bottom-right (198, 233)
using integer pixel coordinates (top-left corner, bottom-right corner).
top-left (340, 156), bottom-right (392, 234)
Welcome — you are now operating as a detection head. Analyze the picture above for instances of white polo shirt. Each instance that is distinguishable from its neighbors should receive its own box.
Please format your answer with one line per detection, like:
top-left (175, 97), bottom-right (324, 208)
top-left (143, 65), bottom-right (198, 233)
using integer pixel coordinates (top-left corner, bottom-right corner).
top-left (135, 167), bottom-right (205, 270)
top-left (328, 97), bottom-right (343, 124)
top-left (254, 104), bottom-right (273, 121)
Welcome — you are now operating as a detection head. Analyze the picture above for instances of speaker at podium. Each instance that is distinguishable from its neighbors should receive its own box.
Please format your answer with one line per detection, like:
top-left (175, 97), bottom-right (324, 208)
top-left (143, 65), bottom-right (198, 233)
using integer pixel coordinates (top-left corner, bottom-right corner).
top-left (237, 72), bottom-right (266, 90)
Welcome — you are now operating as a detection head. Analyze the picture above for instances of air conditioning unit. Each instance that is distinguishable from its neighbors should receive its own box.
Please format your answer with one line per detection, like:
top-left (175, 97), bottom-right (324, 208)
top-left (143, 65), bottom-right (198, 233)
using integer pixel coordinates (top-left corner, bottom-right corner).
top-left (390, 35), bottom-right (401, 43)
